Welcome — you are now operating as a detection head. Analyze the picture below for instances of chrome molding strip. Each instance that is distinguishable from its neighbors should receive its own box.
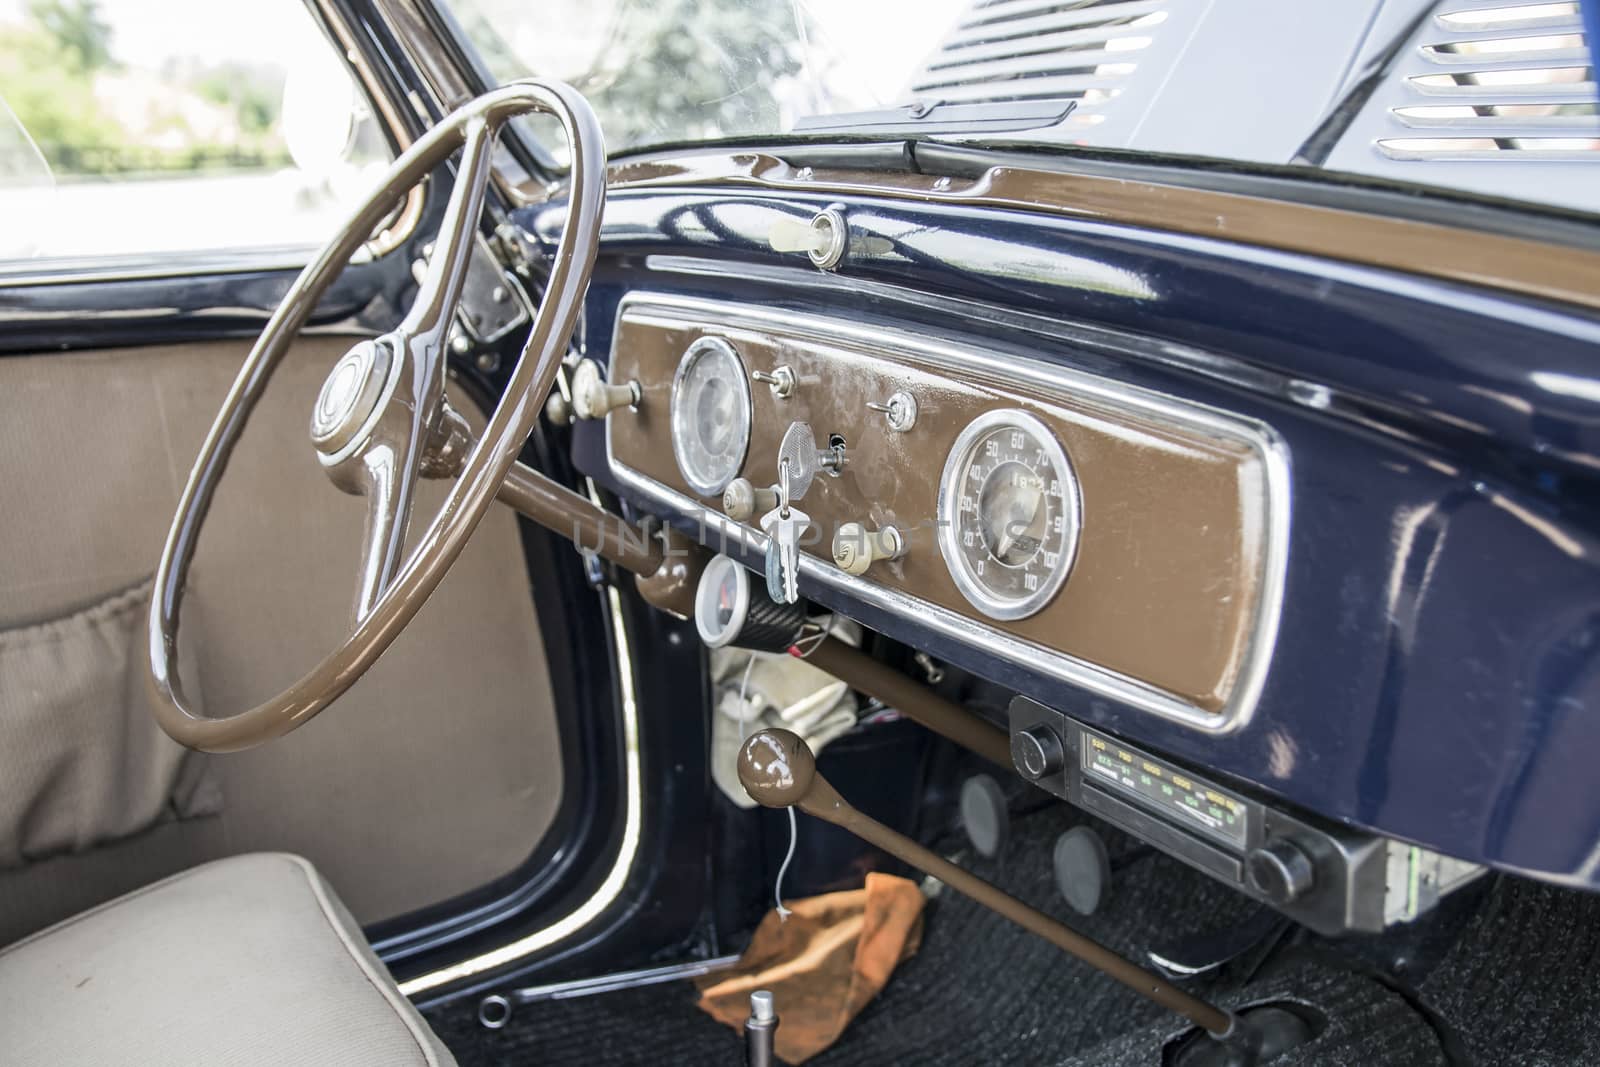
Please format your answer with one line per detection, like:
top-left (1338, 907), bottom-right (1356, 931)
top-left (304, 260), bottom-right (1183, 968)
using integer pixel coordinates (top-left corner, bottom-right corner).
top-left (0, 249), bottom-right (319, 289)
top-left (607, 291), bottom-right (1291, 735)
top-left (399, 583), bottom-right (645, 996)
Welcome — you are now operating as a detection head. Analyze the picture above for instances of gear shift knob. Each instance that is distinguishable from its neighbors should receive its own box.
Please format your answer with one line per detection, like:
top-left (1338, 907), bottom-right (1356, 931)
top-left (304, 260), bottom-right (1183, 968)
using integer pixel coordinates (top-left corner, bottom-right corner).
top-left (737, 728), bottom-right (816, 809)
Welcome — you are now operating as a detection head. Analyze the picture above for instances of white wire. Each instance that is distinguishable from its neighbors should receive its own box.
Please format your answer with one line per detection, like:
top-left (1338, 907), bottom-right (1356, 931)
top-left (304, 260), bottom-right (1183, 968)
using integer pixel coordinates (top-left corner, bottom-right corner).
top-left (791, 613), bottom-right (837, 658)
top-left (775, 806), bottom-right (797, 921)
top-left (737, 653), bottom-right (758, 740)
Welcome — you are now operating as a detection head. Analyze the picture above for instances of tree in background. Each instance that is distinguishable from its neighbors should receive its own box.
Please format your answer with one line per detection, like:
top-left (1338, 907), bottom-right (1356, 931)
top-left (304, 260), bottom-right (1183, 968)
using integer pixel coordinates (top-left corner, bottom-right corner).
top-left (459, 0), bottom-right (805, 160)
top-left (25, 0), bottom-right (113, 75)
top-left (584, 0), bottom-right (803, 148)
top-left (0, 0), bottom-right (290, 177)
top-left (0, 1), bottom-right (122, 172)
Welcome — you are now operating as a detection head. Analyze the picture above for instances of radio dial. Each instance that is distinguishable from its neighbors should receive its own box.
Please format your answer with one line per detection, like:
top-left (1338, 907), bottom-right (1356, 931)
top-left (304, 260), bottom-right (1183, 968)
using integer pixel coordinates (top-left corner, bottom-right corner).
top-left (1246, 840), bottom-right (1315, 905)
top-left (1012, 725), bottom-right (1066, 780)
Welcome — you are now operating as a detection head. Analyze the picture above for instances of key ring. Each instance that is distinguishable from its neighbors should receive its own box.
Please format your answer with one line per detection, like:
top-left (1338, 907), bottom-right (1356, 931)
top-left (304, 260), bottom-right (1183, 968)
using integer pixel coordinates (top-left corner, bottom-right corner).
top-left (779, 458), bottom-right (793, 519)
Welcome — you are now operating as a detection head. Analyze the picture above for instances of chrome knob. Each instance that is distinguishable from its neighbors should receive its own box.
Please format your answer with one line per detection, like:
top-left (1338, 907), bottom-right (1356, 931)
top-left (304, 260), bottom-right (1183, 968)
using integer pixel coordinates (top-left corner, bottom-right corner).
top-left (1011, 725), bottom-right (1066, 781)
top-left (751, 364), bottom-right (797, 399)
top-left (831, 522), bottom-right (905, 576)
top-left (866, 391), bottom-right (918, 433)
top-left (1246, 840), bottom-right (1316, 905)
top-left (544, 392), bottom-right (573, 428)
top-left (767, 207), bottom-right (847, 269)
top-left (724, 478), bottom-right (779, 522)
top-left (570, 358), bottom-right (640, 419)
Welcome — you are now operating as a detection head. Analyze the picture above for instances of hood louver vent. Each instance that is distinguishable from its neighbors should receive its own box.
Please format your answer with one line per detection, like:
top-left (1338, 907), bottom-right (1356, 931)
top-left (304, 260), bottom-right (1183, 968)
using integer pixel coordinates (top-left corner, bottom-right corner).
top-left (906, 0), bottom-right (1176, 132)
top-left (1325, 0), bottom-right (1597, 211)
top-left (1381, 1), bottom-right (1596, 160)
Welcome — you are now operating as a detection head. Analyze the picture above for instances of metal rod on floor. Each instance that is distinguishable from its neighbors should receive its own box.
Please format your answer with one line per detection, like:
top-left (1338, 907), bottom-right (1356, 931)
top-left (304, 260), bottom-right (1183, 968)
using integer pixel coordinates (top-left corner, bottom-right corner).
top-left (736, 727), bottom-right (1238, 1039)
top-left (478, 954), bottom-right (743, 1030)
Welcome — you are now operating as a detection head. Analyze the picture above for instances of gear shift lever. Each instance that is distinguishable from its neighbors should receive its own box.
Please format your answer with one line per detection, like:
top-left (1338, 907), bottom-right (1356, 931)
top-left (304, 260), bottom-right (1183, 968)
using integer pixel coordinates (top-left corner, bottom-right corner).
top-left (736, 727), bottom-right (1238, 1039)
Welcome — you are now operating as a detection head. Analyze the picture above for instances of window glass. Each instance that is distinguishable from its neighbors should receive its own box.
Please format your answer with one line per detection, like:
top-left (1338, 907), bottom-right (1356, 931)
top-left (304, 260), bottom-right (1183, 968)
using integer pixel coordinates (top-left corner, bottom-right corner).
top-left (449, 0), bottom-right (1600, 218)
top-left (452, 0), bottom-right (965, 167)
top-left (0, 0), bottom-right (392, 265)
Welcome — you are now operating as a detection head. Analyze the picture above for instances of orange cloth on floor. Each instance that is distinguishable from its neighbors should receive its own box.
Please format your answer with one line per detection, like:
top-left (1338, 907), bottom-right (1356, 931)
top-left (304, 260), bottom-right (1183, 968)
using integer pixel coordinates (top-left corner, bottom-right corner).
top-left (695, 872), bottom-right (925, 1065)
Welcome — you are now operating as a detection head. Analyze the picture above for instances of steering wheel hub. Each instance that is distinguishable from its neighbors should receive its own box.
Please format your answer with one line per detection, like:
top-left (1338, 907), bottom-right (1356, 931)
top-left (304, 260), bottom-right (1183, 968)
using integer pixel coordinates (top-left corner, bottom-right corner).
top-left (311, 338), bottom-right (394, 455)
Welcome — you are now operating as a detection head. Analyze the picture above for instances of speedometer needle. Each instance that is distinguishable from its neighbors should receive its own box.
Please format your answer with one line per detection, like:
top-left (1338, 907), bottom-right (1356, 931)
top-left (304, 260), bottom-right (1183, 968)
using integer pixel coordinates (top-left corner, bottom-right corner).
top-left (994, 485), bottom-right (1044, 561)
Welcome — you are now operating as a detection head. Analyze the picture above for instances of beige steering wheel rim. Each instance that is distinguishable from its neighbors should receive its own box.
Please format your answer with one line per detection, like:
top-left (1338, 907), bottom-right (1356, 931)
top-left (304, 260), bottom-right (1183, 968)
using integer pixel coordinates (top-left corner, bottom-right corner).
top-left (146, 80), bottom-right (604, 753)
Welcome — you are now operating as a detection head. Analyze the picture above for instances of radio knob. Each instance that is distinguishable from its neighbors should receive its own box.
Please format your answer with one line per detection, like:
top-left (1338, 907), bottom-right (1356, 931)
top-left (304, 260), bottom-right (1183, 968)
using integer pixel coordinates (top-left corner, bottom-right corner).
top-left (1246, 840), bottom-right (1316, 905)
top-left (1011, 725), bottom-right (1065, 780)
top-left (570, 358), bottom-right (640, 419)
top-left (831, 522), bottom-right (905, 576)
top-left (723, 478), bottom-right (779, 522)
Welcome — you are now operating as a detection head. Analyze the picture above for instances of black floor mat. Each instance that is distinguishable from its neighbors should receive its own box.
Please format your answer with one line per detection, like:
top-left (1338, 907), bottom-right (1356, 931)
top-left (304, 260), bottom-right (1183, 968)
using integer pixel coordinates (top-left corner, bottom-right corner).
top-left (424, 802), bottom-right (1600, 1066)
top-left (1420, 875), bottom-right (1600, 1067)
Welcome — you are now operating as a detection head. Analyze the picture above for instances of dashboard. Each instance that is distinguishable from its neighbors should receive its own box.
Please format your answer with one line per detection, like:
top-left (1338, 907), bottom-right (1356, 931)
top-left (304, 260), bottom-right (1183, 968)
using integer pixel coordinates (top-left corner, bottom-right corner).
top-left (602, 293), bottom-right (1288, 733)
top-left (540, 162), bottom-right (1600, 906)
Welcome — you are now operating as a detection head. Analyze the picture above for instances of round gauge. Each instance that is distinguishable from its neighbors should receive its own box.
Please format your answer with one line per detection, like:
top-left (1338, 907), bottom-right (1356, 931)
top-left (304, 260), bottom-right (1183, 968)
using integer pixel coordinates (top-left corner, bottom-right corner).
top-left (671, 337), bottom-right (752, 497)
top-left (937, 409), bottom-right (1081, 621)
top-left (695, 554), bottom-right (751, 648)
top-left (693, 554), bottom-right (808, 651)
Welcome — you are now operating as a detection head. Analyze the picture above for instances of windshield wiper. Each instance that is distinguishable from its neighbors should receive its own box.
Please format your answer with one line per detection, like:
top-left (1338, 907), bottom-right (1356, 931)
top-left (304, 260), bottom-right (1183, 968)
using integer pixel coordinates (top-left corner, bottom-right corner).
top-left (794, 99), bottom-right (1075, 137)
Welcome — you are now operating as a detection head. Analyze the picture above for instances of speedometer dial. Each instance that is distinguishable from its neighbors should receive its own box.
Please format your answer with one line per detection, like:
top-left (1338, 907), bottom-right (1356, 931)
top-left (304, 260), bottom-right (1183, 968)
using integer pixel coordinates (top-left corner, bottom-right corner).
top-left (670, 336), bottom-right (752, 497)
top-left (937, 409), bottom-right (1081, 620)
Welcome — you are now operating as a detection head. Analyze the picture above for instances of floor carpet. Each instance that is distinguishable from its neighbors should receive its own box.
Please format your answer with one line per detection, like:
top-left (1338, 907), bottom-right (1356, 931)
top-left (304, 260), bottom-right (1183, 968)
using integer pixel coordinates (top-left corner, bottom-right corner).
top-left (425, 801), bottom-right (1599, 1066)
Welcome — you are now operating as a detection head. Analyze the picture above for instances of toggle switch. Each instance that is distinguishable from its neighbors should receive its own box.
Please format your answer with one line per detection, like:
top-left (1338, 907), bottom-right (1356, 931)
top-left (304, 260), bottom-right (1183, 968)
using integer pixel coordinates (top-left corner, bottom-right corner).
top-left (570, 358), bottom-right (640, 419)
top-left (832, 522), bottom-right (906, 576)
top-left (723, 478), bottom-right (779, 522)
top-left (751, 364), bottom-right (797, 399)
top-left (866, 391), bottom-right (918, 433)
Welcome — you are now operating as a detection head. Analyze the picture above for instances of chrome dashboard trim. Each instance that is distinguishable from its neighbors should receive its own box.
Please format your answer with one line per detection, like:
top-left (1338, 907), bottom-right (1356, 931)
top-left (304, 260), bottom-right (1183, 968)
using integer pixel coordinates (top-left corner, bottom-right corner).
top-left (606, 291), bottom-right (1291, 735)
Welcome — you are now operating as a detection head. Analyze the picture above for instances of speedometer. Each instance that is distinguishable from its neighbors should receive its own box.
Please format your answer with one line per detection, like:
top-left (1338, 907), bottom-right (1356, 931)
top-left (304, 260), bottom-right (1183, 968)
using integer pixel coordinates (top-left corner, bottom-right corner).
top-left (670, 336), bottom-right (752, 497)
top-left (937, 409), bottom-right (1081, 620)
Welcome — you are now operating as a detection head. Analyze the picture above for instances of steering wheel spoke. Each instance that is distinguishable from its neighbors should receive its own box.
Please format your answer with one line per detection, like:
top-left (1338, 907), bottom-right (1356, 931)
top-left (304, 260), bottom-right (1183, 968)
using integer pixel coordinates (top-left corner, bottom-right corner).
top-left (351, 438), bottom-right (421, 623)
top-left (399, 116), bottom-right (497, 344)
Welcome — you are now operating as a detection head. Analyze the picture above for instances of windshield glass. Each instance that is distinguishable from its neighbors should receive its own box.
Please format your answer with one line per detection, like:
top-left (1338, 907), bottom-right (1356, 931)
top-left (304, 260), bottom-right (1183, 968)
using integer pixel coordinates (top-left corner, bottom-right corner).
top-left (453, 0), bottom-right (1600, 217)
top-left (454, 0), bottom-right (959, 152)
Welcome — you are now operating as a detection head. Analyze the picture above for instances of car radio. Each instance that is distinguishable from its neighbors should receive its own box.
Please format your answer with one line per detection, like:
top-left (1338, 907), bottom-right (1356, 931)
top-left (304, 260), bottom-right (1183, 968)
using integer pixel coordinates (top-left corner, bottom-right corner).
top-left (1008, 697), bottom-right (1483, 935)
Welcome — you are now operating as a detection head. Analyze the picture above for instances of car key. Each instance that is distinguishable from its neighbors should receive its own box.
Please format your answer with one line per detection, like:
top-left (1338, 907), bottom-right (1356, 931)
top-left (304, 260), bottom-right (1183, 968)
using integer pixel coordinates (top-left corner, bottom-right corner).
top-left (760, 459), bottom-right (809, 604)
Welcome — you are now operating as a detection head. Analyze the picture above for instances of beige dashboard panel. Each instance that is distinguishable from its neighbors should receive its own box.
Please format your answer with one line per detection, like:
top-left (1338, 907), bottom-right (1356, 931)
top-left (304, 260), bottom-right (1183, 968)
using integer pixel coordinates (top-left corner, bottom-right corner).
top-left (606, 294), bottom-right (1286, 725)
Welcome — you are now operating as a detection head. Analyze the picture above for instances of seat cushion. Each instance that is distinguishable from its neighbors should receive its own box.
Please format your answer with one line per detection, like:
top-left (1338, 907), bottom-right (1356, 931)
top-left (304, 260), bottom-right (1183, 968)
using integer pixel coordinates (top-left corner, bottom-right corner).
top-left (0, 853), bottom-right (454, 1066)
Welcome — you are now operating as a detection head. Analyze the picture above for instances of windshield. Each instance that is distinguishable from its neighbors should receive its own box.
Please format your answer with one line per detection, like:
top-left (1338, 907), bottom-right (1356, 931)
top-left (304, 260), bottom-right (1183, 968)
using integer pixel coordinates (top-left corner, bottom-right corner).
top-left (453, 0), bottom-right (960, 153)
top-left (454, 0), bottom-right (1599, 216)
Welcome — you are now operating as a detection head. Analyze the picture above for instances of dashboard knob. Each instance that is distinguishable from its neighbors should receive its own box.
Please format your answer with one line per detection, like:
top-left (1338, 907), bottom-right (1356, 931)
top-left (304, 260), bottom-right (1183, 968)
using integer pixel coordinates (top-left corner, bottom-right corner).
top-left (751, 364), bottom-right (797, 399)
top-left (570, 358), bottom-right (640, 419)
top-left (866, 391), bottom-right (919, 433)
top-left (831, 523), bottom-right (905, 576)
top-left (1011, 725), bottom-right (1066, 780)
top-left (1246, 840), bottom-right (1316, 905)
top-left (723, 478), bottom-right (779, 522)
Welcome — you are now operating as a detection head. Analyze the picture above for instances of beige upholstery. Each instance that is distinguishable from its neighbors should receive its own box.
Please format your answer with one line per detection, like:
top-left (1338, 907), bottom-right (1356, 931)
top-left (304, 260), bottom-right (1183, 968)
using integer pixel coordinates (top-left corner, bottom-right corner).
top-left (0, 853), bottom-right (454, 1066)
top-left (0, 337), bottom-right (564, 945)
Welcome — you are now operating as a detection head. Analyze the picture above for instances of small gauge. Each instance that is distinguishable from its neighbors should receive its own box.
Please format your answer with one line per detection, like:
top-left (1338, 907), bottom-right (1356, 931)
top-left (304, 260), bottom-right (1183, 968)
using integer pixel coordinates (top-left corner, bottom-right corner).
top-left (937, 409), bottom-right (1081, 620)
top-left (694, 554), bottom-right (807, 651)
top-left (671, 337), bottom-right (752, 497)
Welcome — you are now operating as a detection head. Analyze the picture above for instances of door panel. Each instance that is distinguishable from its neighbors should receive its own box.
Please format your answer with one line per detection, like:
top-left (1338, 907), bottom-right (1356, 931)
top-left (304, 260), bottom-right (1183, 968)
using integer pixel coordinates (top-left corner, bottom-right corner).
top-left (0, 335), bottom-right (562, 944)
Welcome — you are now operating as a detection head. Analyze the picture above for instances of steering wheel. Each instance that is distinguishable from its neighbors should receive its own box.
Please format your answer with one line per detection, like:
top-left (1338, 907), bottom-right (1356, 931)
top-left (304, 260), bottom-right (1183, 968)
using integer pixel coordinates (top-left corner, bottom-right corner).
top-left (146, 81), bottom-right (604, 753)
